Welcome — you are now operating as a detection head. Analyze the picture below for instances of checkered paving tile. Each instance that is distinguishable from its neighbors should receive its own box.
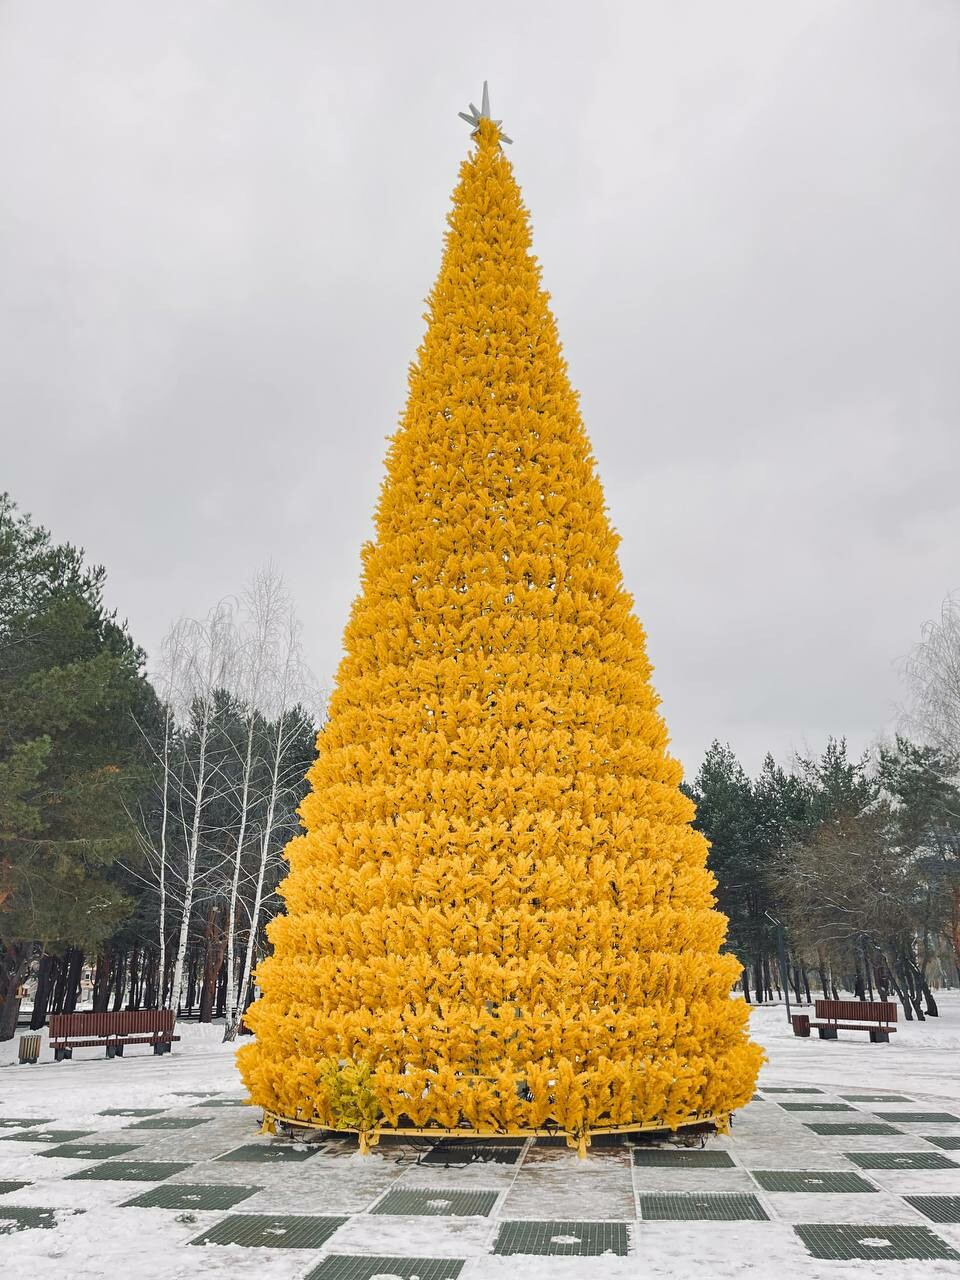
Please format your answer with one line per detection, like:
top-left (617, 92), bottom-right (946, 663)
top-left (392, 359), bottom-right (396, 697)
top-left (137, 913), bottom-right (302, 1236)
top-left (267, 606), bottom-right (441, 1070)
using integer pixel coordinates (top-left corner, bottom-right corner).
top-left (0, 1117), bottom-right (51, 1129)
top-left (372, 1187), bottom-right (499, 1216)
top-left (779, 1102), bottom-right (855, 1112)
top-left (794, 1223), bottom-right (959, 1261)
top-left (493, 1220), bottom-right (629, 1256)
top-left (121, 1182), bottom-right (262, 1210)
top-left (633, 1148), bottom-right (735, 1168)
top-left (1, 1128), bottom-right (94, 1143)
top-left (66, 1160), bottom-right (191, 1181)
top-left (420, 1142), bottom-right (521, 1165)
top-left (306, 1258), bottom-right (465, 1280)
top-left (846, 1151), bottom-right (960, 1170)
top-left (0, 1181), bottom-right (30, 1196)
top-left (41, 1142), bottom-right (141, 1160)
top-left (99, 1108), bottom-right (165, 1117)
top-left (0, 1206), bottom-right (75, 1234)
top-left (926, 1135), bottom-right (960, 1150)
top-left (638, 1193), bottom-right (768, 1220)
top-left (126, 1116), bottom-right (210, 1130)
top-left (840, 1095), bottom-right (912, 1103)
top-left (189, 1213), bottom-right (347, 1248)
top-left (751, 1169), bottom-right (877, 1193)
top-left (805, 1122), bottom-right (903, 1136)
top-left (191, 1098), bottom-right (247, 1108)
top-left (904, 1196), bottom-right (960, 1224)
top-left (760, 1088), bottom-right (824, 1094)
top-left (874, 1112), bottom-right (960, 1124)
top-left (216, 1143), bottom-right (319, 1163)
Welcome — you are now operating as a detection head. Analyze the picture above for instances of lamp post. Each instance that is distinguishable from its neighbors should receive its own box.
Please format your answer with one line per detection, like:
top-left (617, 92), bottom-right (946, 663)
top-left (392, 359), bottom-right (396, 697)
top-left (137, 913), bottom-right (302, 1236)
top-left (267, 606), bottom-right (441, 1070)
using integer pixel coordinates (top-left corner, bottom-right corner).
top-left (765, 910), bottom-right (792, 1026)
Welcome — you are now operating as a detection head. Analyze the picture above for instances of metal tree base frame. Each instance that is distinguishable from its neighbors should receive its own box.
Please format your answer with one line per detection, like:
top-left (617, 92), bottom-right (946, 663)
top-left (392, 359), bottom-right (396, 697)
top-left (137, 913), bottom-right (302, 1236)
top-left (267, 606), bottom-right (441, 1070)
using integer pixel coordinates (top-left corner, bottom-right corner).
top-left (258, 1109), bottom-right (726, 1159)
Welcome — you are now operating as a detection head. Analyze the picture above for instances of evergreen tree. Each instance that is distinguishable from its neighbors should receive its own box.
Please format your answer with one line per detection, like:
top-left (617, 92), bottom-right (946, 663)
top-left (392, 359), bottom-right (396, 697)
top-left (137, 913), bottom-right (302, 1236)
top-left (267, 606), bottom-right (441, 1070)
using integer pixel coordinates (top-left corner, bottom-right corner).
top-left (0, 494), bottom-right (155, 1037)
top-left (240, 108), bottom-right (761, 1147)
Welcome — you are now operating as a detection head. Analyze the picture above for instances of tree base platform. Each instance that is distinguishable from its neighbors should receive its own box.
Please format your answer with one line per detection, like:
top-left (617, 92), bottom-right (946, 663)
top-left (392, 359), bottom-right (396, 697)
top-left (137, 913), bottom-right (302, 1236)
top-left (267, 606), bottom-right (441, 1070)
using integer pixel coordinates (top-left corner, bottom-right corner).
top-left (258, 1108), bottom-right (727, 1159)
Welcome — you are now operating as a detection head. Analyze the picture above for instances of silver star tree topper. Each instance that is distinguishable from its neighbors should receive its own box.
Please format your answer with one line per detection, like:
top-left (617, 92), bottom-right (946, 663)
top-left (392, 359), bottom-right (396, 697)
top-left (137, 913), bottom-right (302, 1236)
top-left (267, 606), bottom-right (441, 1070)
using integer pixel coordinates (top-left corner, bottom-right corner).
top-left (458, 81), bottom-right (513, 144)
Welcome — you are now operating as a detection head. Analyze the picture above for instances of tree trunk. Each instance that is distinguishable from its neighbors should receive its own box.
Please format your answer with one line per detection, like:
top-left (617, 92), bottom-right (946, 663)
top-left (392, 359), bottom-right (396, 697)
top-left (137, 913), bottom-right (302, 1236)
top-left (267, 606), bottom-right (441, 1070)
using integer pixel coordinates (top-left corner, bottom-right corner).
top-left (91, 951), bottom-right (111, 1013)
top-left (920, 974), bottom-right (939, 1016)
top-left (30, 952), bottom-right (54, 1029)
top-left (0, 942), bottom-right (31, 1041)
top-left (198, 907), bottom-right (226, 1024)
top-left (853, 949), bottom-right (866, 1000)
top-left (216, 954), bottom-right (228, 1017)
top-left (62, 948), bottom-right (84, 1013)
top-left (816, 952), bottom-right (829, 995)
top-left (112, 951), bottom-right (128, 1012)
top-left (126, 948), bottom-right (140, 1011)
top-left (51, 953), bottom-right (69, 1015)
top-left (143, 950), bottom-right (159, 1009)
top-left (741, 968), bottom-right (752, 1003)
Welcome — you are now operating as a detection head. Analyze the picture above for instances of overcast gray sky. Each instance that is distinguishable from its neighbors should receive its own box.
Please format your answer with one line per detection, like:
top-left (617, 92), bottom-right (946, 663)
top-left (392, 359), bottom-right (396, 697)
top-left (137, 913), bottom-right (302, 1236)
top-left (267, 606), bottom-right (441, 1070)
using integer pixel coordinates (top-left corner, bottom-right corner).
top-left (2, 1), bottom-right (958, 776)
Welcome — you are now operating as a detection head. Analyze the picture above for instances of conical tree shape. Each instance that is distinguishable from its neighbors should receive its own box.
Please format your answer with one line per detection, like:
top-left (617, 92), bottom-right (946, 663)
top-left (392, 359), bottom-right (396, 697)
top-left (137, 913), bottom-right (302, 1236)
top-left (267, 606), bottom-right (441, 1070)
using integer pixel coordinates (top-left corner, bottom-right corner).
top-left (240, 116), bottom-right (762, 1144)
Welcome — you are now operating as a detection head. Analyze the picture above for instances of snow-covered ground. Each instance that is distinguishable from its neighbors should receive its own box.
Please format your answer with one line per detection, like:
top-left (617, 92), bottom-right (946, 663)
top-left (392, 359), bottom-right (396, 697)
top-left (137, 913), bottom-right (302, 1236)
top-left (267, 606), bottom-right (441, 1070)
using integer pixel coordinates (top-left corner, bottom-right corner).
top-left (1, 997), bottom-right (959, 1278)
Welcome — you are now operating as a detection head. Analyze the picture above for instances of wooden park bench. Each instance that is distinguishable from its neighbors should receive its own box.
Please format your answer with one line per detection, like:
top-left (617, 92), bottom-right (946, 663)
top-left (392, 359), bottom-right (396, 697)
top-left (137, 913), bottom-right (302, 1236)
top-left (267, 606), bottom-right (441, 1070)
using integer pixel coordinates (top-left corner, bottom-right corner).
top-left (49, 1010), bottom-right (180, 1061)
top-left (792, 999), bottom-right (897, 1043)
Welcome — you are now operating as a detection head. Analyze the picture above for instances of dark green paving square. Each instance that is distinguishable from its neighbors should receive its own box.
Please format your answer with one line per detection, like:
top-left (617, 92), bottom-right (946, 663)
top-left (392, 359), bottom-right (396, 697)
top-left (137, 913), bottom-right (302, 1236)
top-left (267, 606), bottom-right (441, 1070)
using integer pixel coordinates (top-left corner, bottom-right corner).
top-left (306, 1258), bottom-right (465, 1280)
top-left (192, 1098), bottom-right (247, 1108)
top-left (806, 1123), bottom-right (902, 1136)
top-left (42, 1142), bottom-right (141, 1160)
top-left (122, 1182), bottom-right (262, 1210)
top-left (422, 1143), bottom-right (520, 1166)
top-left (841, 1094), bottom-right (911, 1103)
top-left (875, 1112), bottom-right (960, 1124)
top-left (217, 1143), bottom-right (319, 1163)
top-left (493, 1220), bottom-right (629, 1257)
top-left (100, 1107), bottom-right (166, 1117)
top-left (173, 1090), bottom-right (220, 1097)
top-left (0, 1181), bottom-right (30, 1197)
top-left (0, 1206), bottom-right (74, 1235)
top-left (905, 1196), bottom-right (960, 1224)
top-left (189, 1213), bottom-right (347, 1249)
top-left (752, 1170), bottom-right (877, 1193)
top-left (1, 1128), bottom-right (93, 1143)
top-left (127, 1115), bottom-right (210, 1130)
top-left (0, 1117), bottom-right (50, 1129)
top-left (633, 1148), bottom-right (735, 1169)
top-left (795, 1223), bottom-right (959, 1262)
top-left (760, 1088), bottom-right (824, 1094)
top-left (66, 1160), bottom-right (190, 1181)
top-left (847, 1151), bottom-right (959, 1171)
top-left (372, 1187), bottom-right (498, 1217)
top-left (639, 1193), bottom-right (768, 1221)
top-left (779, 1102), bottom-right (855, 1112)
top-left (926, 1135), bottom-right (960, 1151)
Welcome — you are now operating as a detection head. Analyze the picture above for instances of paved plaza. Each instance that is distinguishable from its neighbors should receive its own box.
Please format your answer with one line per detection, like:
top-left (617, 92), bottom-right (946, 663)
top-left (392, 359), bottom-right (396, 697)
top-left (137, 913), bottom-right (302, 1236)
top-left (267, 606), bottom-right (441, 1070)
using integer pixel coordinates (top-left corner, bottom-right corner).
top-left (2, 1020), bottom-right (960, 1279)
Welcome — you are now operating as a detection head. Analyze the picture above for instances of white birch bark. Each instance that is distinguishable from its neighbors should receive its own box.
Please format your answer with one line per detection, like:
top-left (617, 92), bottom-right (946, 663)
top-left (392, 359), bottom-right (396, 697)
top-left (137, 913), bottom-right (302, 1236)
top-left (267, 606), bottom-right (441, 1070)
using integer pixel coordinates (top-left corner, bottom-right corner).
top-left (167, 602), bottom-right (235, 1016)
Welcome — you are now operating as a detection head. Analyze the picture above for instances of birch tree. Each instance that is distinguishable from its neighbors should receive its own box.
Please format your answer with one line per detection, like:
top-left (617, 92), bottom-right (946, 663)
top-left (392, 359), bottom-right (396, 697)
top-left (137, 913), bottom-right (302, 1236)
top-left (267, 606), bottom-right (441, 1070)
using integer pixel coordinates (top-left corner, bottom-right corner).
top-left (163, 601), bottom-right (236, 1015)
top-left (904, 595), bottom-right (960, 758)
top-left (222, 574), bottom-right (318, 1040)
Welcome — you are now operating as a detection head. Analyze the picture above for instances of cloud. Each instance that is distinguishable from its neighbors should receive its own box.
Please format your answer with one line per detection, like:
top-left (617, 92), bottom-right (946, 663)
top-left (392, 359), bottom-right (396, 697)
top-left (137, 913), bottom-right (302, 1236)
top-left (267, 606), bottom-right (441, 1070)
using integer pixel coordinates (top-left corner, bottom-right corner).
top-left (2, 0), bottom-right (958, 775)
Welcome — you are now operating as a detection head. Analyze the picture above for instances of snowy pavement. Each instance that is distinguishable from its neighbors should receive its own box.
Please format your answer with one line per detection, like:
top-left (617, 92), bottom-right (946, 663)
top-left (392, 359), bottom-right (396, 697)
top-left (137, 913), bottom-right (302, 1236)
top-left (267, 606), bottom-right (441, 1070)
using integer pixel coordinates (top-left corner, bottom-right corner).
top-left (1, 1001), bottom-right (960, 1278)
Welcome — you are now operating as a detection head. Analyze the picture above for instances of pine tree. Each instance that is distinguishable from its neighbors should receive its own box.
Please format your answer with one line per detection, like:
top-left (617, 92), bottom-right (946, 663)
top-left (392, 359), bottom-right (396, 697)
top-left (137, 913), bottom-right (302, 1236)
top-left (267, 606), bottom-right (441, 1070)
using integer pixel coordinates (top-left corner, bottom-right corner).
top-left (0, 494), bottom-right (156, 1038)
top-left (240, 106), bottom-right (762, 1148)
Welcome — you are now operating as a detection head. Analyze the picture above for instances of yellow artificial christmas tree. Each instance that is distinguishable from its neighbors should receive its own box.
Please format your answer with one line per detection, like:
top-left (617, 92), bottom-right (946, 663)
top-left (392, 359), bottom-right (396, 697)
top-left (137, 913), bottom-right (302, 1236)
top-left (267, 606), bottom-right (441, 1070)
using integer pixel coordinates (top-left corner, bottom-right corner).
top-left (240, 88), bottom-right (762, 1152)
